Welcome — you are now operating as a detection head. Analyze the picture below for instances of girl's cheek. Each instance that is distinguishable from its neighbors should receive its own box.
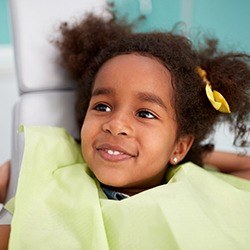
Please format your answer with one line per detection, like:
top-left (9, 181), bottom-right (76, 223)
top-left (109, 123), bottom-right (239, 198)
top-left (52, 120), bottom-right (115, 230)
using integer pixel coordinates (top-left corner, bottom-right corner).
top-left (80, 123), bottom-right (89, 142)
top-left (81, 116), bottom-right (96, 140)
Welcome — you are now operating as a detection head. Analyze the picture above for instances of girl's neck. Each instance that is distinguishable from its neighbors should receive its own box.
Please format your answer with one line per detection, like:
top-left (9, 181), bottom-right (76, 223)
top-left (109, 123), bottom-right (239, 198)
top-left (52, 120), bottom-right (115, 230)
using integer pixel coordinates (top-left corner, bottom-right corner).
top-left (101, 176), bottom-right (166, 196)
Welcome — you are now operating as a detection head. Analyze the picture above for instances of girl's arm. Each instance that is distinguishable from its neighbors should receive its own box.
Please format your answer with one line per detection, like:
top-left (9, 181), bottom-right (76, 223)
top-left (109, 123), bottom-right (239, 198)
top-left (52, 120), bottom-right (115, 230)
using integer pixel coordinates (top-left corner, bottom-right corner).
top-left (203, 151), bottom-right (250, 179)
top-left (0, 225), bottom-right (10, 250)
top-left (0, 161), bottom-right (10, 203)
top-left (0, 161), bottom-right (11, 249)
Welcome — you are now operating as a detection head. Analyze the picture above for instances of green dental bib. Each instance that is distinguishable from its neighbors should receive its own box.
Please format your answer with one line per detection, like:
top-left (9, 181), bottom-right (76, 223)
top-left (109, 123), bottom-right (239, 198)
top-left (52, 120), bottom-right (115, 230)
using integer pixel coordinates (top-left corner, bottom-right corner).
top-left (8, 126), bottom-right (250, 249)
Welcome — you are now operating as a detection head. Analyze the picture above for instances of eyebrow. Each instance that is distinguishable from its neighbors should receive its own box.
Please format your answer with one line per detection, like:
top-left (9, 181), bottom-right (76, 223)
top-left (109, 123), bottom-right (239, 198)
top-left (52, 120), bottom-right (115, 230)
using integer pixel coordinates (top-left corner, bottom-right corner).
top-left (92, 87), bottom-right (115, 97)
top-left (137, 92), bottom-right (168, 111)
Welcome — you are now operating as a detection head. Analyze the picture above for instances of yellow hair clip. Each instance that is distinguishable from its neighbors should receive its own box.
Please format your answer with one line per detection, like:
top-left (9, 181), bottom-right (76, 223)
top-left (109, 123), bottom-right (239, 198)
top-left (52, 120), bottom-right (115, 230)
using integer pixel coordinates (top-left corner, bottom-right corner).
top-left (196, 67), bottom-right (231, 113)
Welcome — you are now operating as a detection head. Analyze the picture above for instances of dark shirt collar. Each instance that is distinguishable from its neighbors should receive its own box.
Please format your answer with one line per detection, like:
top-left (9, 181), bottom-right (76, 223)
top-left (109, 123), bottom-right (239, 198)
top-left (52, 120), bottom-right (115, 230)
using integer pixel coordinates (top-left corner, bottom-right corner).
top-left (101, 186), bottom-right (130, 200)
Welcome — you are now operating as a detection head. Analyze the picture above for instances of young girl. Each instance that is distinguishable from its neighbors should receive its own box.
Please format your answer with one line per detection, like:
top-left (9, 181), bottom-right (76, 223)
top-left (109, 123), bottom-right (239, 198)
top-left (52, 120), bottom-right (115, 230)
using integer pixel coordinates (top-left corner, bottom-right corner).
top-left (1, 11), bottom-right (250, 249)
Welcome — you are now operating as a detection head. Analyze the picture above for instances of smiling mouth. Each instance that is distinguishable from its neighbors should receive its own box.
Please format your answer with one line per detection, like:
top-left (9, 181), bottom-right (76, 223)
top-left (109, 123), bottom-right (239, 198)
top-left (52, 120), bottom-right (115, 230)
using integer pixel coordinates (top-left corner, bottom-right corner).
top-left (96, 146), bottom-right (136, 162)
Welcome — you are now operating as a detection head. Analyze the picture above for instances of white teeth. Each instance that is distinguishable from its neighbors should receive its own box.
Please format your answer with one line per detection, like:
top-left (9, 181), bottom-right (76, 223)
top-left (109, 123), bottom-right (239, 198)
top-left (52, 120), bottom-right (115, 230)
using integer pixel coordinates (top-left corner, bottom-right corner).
top-left (107, 149), bottom-right (123, 155)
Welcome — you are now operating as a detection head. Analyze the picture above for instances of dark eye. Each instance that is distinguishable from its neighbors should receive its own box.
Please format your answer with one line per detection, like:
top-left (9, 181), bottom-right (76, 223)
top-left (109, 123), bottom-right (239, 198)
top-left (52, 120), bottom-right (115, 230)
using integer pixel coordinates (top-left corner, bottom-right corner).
top-left (137, 110), bottom-right (156, 119)
top-left (94, 103), bottom-right (112, 112)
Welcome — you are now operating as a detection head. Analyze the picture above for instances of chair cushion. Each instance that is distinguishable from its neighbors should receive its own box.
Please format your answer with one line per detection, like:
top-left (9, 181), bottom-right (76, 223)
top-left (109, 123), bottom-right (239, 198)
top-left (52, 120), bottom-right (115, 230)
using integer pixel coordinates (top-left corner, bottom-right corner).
top-left (10, 0), bottom-right (107, 92)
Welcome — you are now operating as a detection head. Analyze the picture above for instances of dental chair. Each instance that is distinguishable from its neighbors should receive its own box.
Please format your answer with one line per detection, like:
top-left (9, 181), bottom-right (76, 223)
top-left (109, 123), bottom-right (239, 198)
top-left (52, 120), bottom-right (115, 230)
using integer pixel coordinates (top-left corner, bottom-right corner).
top-left (0, 0), bottom-right (245, 225)
top-left (0, 0), bottom-right (106, 224)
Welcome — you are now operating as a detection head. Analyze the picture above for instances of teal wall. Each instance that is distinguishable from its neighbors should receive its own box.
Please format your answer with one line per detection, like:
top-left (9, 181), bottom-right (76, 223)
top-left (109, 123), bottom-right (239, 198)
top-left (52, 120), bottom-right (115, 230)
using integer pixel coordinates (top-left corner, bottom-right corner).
top-left (0, 0), bottom-right (11, 44)
top-left (1, 0), bottom-right (250, 53)
top-left (190, 0), bottom-right (250, 53)
top-left (112, 0), bottom-right (250, 53)
top-left (111, 0), bottom-right (183, 32)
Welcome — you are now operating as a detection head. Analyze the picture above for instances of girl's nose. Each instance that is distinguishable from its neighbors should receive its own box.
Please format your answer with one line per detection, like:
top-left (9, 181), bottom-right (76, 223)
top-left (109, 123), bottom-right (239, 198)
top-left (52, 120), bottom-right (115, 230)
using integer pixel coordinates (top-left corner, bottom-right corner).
top-left (102, 113), bottom-right (133, 136)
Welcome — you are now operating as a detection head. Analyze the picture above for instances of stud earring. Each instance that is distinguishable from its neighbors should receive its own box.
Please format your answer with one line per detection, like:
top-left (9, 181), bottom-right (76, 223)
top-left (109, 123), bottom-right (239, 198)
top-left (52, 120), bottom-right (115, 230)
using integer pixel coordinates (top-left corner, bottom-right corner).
top-left (173, 157), bottom-right (178, 164)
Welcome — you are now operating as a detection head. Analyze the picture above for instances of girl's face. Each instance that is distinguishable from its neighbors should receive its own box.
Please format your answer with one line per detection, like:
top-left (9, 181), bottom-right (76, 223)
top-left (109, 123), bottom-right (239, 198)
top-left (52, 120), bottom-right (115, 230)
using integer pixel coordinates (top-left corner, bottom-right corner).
top-left (81, 54), bottom-right (193, 195)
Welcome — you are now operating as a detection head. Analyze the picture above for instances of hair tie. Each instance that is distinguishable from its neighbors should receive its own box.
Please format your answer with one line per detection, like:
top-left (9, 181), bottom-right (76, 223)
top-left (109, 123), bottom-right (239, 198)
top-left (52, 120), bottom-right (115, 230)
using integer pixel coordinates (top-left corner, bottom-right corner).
top-left (196, 67), bottom-right (231, 113)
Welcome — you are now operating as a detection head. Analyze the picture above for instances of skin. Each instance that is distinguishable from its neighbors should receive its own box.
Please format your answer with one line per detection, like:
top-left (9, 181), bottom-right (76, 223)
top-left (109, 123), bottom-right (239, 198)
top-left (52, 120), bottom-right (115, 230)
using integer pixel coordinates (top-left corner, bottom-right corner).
top-left (0, 161), bottom-right (10, 250)
top-left (204, 151), bottom-right (250, 179)
top-left (0, 161), bottom-right (10, 203)
top-left (81, 54), bottom-right (193, 195)
top-left (0, 225), bottom-right (10, 250)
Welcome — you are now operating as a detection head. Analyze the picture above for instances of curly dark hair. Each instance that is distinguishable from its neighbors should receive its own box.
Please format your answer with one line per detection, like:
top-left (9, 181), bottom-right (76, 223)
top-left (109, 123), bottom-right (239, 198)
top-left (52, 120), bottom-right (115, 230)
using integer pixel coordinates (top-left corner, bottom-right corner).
top-left (55, 12), bottom-right (250, 166)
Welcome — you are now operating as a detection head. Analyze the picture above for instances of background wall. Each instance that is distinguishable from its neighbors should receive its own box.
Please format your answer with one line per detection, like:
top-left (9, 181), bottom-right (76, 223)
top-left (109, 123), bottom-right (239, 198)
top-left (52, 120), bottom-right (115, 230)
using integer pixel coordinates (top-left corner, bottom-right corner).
top-left (113, 0), bottom-right (250, 52)
top-left (0, 0), bottom-right (11, 44)
top-left (0, 0), bottom-right (18, 163)
top-left (0, 0), bottom-right (249, 162)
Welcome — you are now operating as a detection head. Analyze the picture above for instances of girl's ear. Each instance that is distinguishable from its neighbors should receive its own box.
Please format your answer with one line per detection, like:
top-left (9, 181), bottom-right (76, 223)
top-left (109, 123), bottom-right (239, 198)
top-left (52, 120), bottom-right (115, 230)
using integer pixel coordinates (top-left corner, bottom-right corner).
top-left (169, 135), bottom-right (194, 165)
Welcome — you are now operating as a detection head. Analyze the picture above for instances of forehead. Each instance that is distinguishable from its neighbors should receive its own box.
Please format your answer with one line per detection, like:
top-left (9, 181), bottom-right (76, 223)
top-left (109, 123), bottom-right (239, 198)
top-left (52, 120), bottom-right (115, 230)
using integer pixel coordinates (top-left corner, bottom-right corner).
top-left (93, 54), bottom-right (173, 97)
